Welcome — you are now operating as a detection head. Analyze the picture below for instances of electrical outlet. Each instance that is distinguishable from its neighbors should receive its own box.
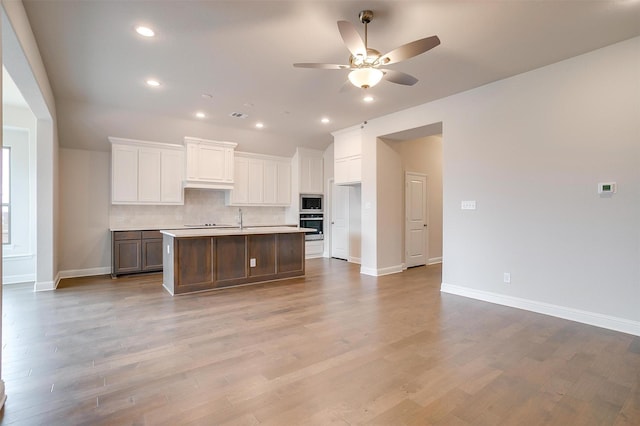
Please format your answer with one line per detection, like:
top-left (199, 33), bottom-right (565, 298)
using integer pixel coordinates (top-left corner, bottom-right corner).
top-left (250, 258), bottom-right (256, 268)
top-left (503, 272), bottom-right (511, 283)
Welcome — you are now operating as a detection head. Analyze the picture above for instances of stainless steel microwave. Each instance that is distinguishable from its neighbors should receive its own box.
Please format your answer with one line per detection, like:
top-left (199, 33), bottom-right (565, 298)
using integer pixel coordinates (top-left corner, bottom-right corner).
top-left (300, 194), bottom-right (323, 212)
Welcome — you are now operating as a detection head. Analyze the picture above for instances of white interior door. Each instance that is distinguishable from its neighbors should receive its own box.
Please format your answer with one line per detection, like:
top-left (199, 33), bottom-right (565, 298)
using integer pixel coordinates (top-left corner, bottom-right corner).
top-left (331, 182), bottom-right (349, 260)
top-left (405, 172), bottom-right (428, 268)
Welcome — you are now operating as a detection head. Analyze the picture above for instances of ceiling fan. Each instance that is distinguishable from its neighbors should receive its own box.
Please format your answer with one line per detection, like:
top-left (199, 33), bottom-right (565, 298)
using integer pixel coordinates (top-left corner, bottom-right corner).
top-left (294, 10), bottom-right (440, 90)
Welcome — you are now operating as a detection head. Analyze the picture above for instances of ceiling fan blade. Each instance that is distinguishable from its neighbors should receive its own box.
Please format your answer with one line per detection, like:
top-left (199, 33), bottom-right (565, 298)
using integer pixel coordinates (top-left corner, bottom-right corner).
top-left (381, 69), bottom-right (418, 86)
top-left (339, 80), bottom-right (356, 93)
top-left (337, 20), bottom-right (366, 57)
top-left (293, 63), bottom-right (350, 70)
top-left (379, 35), bottom-right (440, 65)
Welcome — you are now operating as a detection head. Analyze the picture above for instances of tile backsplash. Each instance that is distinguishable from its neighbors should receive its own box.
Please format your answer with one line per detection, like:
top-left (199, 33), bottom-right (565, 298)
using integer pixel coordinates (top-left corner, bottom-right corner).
top-left (110, 189), bottom-right (287, 229)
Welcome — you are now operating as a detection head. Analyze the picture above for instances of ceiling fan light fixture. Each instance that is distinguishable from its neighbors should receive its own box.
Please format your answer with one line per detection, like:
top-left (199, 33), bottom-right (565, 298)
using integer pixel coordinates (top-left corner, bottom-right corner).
top-left (348, 68), bottom-right (383, 89)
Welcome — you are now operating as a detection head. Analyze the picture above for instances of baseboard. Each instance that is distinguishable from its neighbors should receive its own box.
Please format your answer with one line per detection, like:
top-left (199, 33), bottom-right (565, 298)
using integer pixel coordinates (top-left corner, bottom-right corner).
top-left (428, 256), bottom-right (443, 265)
top-left (35, 271), bottom-right (60, 292)
top-left (348, 256), bottom-right (361, 265)
top-left (360, 264), bottom-right (404, 277)
top-left (59, 266), bottom-right (111, 279)
top-left (440, 283), bottom-right (640, 337)
top-left (2, 273), bottom-right (36, 284)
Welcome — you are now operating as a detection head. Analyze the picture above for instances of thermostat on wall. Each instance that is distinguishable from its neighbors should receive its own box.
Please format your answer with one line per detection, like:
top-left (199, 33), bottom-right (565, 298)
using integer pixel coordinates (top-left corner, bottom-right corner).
top-left (598, 182), bottom-right (616, 194)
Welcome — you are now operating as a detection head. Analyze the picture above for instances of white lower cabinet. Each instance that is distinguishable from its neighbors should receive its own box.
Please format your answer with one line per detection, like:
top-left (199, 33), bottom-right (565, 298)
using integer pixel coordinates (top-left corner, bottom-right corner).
top-left (110, 137), bottom-right (184, 205)
top-left (227, 153), bottom-right (291, 206)
top-left (305, 240), bottom-right (324, 259)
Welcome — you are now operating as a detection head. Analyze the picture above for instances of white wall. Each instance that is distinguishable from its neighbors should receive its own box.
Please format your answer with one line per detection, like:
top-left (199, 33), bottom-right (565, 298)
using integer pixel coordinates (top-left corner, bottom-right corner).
top-left (374, 138), bottom-right (404, 274)
top-left (59, 148), bottom-right (110, 275)
top-left (357, 36), bottom-right (640, 334)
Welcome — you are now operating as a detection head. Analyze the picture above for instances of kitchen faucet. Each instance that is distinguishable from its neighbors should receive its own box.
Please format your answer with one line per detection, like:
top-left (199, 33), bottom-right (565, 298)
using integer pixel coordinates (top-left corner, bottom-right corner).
top-left (238, 208), bottom-right (243, 230)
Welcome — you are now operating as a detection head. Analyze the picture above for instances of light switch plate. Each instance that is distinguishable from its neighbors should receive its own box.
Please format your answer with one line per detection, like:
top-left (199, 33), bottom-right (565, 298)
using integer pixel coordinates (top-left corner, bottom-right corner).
top-left (250, 258), bottom-right (256, 267)
top-left (461, 200), bottom-right (477, 210)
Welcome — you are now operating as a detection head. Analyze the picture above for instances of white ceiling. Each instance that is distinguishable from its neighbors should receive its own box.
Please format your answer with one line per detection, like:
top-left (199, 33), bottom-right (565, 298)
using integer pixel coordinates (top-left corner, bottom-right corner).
top-left (20, 0), bottom-right (640, 154)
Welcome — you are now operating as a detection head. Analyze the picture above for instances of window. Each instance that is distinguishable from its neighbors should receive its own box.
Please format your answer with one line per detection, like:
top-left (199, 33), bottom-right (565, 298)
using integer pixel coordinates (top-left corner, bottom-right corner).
top-left (2, 147), bottom-right (10, 244)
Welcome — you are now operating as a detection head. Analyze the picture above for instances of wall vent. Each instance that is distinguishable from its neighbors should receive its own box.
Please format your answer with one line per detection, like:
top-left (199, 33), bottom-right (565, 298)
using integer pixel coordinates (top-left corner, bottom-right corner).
top-left (229, 112), bottom-right (249, 119)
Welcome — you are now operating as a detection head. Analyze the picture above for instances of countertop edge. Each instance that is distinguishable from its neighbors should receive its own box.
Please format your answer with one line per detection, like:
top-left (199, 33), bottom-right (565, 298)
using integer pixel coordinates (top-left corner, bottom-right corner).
top-left (161, 227), bottom-right (314, 238)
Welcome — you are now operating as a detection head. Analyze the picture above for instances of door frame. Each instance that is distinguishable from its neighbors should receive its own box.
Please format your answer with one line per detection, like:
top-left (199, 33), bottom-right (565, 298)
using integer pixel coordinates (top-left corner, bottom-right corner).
top-left (330, 179), bottom-right (350, 260)
top-left (404, 171), bottom-right (429, 268)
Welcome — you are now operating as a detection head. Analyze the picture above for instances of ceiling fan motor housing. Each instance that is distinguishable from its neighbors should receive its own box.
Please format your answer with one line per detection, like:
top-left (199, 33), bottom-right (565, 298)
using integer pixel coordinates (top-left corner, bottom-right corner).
top-left (359, 10), bottom-right (373, 24)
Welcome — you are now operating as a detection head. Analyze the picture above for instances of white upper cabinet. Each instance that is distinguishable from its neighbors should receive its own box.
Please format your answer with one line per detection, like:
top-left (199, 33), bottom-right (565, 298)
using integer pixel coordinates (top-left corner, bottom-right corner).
top-left (297, 148), bottom-right (324, 194)
top-left (110, 137), bottom-right (184, 205)
top-left (112, 144), bottom-right (139, 203)
top-left (332, 126), bottom-right (362, 185)
top-left (183, 137), bottom-right (237, 189)
top-left (226, 152), bottom-right (291, 206)
top-left (160, 149), bottom-right (185, 203)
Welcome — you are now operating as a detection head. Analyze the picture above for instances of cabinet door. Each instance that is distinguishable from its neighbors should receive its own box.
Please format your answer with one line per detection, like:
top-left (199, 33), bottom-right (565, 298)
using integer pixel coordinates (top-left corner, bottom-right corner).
top-left (335, 157), bottom-right (349, 185)
top-left (334, 128), bottom-right (362, 159)
top-left (161, 149), bottom-right (184, 203)
top-left (198, 145), bottom-right (227, 181)
top-left (112, 145), bottom-right (139, 203)
top-left (247, 159), bottom-right (264, 203)
top-left (276, 161), bottom-right (291, 205)
top-left (114, 239), bottom-right (142, 274)
top-left (223, 147), bottom-right (235, 183)
top-left (230, 156), bottom-right (249, 204)
top-left (248, 234), bottom-right (276, 277)
top-left (185, 143), bottom-right (199, 180)
top-left (138, 148), bottom-right (162, 202)
top-left (349, 156), bottom-right (362, 183)
top-left (300, 155), bottom-right (323, 194)
top-left (335, 156), bottom-right (361, 185)
top-left (142, 238), bottom-right (163, 271)
top-left (263, 160), bottom-right (277, 204)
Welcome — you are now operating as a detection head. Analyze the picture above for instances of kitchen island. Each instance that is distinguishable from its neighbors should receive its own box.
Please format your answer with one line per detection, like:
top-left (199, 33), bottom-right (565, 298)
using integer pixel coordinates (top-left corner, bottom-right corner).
top-left (161, 227), bottom-right (309, 295)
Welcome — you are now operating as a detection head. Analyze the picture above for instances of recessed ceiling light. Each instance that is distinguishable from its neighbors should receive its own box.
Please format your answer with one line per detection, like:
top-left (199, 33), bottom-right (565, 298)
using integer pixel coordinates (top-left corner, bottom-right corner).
top-left (321, 117), bottom-right (330, 124)
top-left (135, 26), bottom-right (155, 37)
top-left (195, 112), bottom-right (206, 119)
top-left (255, 122), bottom-right (264, 129)
top-left (146, 79), bottom-right (161, 87)
top-left (363, 95), bottom-right (374, 103)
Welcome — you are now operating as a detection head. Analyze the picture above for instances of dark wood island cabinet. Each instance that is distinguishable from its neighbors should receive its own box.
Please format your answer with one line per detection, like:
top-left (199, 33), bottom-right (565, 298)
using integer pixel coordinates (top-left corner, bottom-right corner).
top-left (161, 227), bottom-right (307, 295)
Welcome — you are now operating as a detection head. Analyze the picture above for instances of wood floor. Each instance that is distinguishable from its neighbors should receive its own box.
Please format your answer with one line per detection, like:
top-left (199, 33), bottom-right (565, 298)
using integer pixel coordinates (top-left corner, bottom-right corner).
top-left (0, 259), bottom-right (639, 425)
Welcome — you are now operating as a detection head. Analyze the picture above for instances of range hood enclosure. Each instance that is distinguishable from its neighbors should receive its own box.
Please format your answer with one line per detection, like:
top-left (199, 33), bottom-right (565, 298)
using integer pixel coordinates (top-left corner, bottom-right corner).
top-left (183, 137), bottom-right (237, 190)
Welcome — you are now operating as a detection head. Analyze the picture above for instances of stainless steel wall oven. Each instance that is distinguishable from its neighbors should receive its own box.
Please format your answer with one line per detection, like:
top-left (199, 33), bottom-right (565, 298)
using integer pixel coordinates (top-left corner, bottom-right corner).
top-left (299, 213), bottom-right (324, 240)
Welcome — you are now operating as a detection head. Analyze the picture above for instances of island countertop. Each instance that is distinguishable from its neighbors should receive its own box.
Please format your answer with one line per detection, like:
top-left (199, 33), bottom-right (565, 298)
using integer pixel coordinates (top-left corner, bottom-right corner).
top-left (160, 226), bottom-right (313, 238)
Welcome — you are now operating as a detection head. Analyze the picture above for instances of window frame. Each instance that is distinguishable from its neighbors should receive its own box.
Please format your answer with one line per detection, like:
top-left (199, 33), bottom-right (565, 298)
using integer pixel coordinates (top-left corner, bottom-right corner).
top-left (2, 146), bottom-right (11, 245)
